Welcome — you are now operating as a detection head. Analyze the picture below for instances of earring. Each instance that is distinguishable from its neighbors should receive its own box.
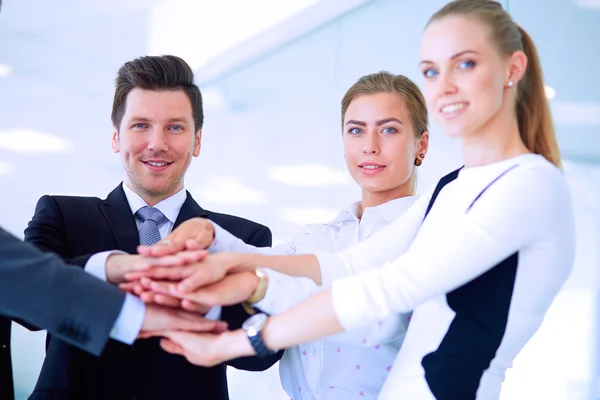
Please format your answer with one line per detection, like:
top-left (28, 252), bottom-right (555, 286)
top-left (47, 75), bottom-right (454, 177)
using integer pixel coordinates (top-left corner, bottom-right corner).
top-left (507, 80), bottom-right (514, 87)
top-left (414, 153), bottom-right (425, 167)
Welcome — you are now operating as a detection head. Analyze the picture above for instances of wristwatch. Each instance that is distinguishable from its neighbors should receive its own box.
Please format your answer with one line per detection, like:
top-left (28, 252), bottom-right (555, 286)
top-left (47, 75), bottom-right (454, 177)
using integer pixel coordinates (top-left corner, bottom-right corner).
top-left (242, 313), bottom-right (278, 358)
top-left (242, 268), bottom-right (269, 315)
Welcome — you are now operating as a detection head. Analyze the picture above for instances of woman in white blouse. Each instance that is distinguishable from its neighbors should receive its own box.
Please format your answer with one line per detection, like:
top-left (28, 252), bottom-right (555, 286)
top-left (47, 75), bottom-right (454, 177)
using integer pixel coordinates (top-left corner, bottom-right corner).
top-left (136, 71), bottom-right (430, 399)
top-left (137, 1), bottom-right (575, 399)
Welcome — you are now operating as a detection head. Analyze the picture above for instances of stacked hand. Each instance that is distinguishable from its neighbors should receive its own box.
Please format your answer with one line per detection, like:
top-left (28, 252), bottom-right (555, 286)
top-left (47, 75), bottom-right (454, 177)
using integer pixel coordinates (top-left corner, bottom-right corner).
top-left (111, 218), bottom-right (260, 365)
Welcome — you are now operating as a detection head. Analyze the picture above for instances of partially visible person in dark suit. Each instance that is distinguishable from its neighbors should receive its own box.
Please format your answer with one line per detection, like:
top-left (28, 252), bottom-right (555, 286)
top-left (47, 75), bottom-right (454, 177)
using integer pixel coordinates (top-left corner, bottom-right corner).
top-left (0, 228), bottom-right (224, 400)
top-left (23, 55), bottom-right (279, 400)
top-left (1, 317), bottom-right (13, 400)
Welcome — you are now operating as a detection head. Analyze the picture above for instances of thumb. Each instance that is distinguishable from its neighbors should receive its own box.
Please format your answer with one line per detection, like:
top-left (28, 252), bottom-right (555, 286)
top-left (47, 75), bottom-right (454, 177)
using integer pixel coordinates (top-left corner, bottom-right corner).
top-left (175, 314), bottom-right (228, 333)
top-left (160, 337), bottom-right (186, 356)
top-left (161, 330), bottom-right (197, 347)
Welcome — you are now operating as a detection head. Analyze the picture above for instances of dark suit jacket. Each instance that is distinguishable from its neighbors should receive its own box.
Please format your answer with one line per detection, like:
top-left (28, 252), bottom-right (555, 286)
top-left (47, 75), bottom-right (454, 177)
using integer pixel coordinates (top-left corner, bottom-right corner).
top-left (0, 316), bottom-right (13, 400)
top-left (23, 185), bottom-right (280, 400)
top-left (0, 228), bottom-right (127, 400)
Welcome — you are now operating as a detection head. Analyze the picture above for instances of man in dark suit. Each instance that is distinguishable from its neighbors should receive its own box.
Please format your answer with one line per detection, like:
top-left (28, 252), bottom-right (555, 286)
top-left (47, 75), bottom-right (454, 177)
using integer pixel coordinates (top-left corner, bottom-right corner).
top-left (0, 228), bottom-right (225, 400)
top-left (23, 55), bottom-right (279, 400)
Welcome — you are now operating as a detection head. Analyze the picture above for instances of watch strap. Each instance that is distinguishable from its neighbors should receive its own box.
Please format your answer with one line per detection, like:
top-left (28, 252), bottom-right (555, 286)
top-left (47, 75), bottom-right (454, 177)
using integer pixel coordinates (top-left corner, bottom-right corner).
top-left (248, 331), bottom-right (277, 358)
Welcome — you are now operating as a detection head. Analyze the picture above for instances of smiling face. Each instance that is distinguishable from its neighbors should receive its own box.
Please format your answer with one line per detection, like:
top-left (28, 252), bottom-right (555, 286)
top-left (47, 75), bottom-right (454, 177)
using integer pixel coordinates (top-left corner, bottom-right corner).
top-left (419, 15), bottom-right (511, 139)
top-left (112, 88), bottom-right (201, 205)
top-left (343, 92), bottom-right (427, 203)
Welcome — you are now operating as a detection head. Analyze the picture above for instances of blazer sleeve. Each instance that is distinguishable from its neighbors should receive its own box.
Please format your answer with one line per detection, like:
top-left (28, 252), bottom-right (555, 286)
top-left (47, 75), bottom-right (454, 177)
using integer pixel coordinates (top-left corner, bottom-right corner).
top-left (0, 227), bottom-right (125, 356)
top-left (19, 196), bottom-right (96, 331)
top-left (223, 224), bottom-right (284, 371)
top-left (24, 195), bottom-right (94, 267)
top-left (247, 225), bottom-right (272, 248)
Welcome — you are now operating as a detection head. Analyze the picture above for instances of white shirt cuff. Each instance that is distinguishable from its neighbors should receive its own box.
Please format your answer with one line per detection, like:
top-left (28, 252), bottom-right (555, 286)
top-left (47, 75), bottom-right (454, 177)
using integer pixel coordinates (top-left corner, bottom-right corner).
top-left (84, 250), bottom-right (126, 282)
top-left (313, 248), bottom-right (348, 287)
top-left (208, 222), bottom-right (245, 253)
top-left (109, 293), bottom-right (146, 345)
top-left (204, 305), bottom-right (222, 321)
top-left (253, 269), bottom-right (285, 314)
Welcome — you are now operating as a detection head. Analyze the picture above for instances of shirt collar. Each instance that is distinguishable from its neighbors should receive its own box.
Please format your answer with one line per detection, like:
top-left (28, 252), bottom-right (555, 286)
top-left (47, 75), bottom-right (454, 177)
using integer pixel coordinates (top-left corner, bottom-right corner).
top-left (330, 196), bottom-right (419, 225)
top-left (122, 183), bottom-right (187, 224)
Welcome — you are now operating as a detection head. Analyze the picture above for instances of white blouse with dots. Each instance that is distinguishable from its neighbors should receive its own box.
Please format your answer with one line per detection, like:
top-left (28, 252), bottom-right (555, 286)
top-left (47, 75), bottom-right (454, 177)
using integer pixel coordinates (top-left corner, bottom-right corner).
top-left (210, 196), bottom-right (418, 400)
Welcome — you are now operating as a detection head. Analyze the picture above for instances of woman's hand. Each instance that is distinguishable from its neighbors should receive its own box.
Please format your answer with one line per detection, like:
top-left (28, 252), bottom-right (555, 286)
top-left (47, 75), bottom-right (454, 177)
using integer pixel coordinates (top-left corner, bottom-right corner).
top-left (141, 329), bottom-right (255, 367)
top-left (140, 271), bottom-right (260, 307)
top-left (125, 252), bottom-right (244, 293)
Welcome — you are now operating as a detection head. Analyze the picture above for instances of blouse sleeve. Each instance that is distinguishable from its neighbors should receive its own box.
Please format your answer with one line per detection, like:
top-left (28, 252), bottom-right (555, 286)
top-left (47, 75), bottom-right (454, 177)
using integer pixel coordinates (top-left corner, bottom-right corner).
top-left (330, 165), bottom-right (575, 331)
top-left (315, 191), bottom-right (431, 286)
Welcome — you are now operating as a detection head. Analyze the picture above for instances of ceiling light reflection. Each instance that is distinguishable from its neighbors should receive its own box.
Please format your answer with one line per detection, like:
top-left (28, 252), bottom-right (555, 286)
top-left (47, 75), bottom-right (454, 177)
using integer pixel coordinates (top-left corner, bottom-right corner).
top-left (551, 101), bottom-right (600, 125)
top-left (544, 85), bottom-right (556, 100)
top-left (190, 177), bottom-right (268, 205)
top-left (576, 0), bottom-right (600, 9)
top-left (267, 164), bottom-right (352, 187)
top-left (277, 206), bottom-right (339, 225)
top-left (0, 63), bottom-right (14, 78)
top-left (0, 128), bottom-right (74, 154)
top-left (0, 161), bottom-right (14, 176)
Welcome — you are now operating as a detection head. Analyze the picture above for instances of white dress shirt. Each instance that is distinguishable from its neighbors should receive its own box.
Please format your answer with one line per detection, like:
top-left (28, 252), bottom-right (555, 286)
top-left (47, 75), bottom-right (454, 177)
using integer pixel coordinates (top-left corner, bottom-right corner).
top-left (87, 184), bottom-right (220, 345)
top-left (209, 196), bottom-right (417, 400)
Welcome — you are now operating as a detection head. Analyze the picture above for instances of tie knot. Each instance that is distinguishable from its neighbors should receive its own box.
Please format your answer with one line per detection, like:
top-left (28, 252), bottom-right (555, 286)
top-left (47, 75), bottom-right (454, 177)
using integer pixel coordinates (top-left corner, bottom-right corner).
top-left (136, 206), bottom-right (168, 226)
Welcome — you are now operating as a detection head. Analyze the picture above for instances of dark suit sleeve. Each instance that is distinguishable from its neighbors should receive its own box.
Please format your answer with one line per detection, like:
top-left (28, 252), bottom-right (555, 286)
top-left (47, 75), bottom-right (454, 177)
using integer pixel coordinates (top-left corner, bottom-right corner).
top-left (247, 225), bottom-right (272, 248)
top-left (24, 195), bottom-right (94, 267)
top-left (19, 196), bottom-right (95, 331)
top-left (224, 224), bottom-right (283, 371)
top-left (0, 227), bottom-right (125, 356)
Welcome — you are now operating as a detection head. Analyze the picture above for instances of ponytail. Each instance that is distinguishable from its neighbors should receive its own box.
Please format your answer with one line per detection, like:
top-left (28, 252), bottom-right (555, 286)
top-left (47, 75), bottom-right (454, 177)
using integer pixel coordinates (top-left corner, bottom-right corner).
top-left (516, 26), bottom-right (561, 167)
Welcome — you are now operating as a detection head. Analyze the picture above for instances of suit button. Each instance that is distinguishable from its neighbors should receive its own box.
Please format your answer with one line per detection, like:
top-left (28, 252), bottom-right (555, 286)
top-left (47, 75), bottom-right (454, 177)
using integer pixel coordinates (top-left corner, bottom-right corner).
top-left (1, 345), bottom-right (6, 349)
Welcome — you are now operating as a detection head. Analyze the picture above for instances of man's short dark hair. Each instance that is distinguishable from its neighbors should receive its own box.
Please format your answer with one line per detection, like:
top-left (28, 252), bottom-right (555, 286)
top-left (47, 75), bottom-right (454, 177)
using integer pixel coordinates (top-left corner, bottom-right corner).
top-left (111, 55), bottom-right (204, 132)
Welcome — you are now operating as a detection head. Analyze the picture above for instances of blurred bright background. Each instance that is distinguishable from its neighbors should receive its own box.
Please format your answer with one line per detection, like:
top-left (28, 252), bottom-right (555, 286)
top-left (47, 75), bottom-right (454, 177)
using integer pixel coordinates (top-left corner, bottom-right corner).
top-left (0, 0), bottom-right (599, 399)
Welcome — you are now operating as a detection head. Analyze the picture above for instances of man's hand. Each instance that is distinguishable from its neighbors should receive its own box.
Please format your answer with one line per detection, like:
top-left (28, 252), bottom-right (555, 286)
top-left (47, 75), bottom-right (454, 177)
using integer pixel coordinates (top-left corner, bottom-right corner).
top-left (143, 271), bottom-right (260, 307)
top-left (120, 250), bottom-right (209, 283)
top-left (120, 280), bottom-right (212, 313)
top-left (106, 254), bottom-right (146, 285)
top-left (138, 218), bottom-right (215, 257)
top-left (140, 303), bottom-right (227, 334)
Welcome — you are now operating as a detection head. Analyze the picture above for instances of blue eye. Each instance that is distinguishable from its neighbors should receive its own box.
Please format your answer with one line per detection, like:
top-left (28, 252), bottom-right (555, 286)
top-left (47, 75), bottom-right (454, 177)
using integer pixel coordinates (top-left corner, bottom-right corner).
top-left (132, 123), bottom-right (147, 129)
top-left (170, 125), bottom-right (184, 132)
top-left (423, 68), bottom-right (438, 78)
top-left (382, 127), bottom-right (397, 134)
top-left (459, 60), bottom-right (476, 69)
top-left (348, 127), bottom-right (363, 135)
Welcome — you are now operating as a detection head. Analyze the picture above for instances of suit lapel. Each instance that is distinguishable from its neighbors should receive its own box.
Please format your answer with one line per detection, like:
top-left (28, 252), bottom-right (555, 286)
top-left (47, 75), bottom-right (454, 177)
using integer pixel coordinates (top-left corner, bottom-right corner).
top-left (99, 184), bottom-right (140, 254)
top-left (173, 191), bottom-right (208, 229)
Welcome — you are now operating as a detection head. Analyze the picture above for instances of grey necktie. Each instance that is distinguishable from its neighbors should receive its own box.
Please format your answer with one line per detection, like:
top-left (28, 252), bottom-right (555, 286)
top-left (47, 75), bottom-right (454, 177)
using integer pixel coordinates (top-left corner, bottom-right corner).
top-left (136, 206), bottom-right (168, 246)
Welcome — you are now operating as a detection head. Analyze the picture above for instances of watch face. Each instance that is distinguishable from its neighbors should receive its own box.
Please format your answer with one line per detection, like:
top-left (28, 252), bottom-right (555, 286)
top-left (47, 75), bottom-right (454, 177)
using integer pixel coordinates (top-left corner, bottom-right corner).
top-left (243, 313), bottom-right (268, 336)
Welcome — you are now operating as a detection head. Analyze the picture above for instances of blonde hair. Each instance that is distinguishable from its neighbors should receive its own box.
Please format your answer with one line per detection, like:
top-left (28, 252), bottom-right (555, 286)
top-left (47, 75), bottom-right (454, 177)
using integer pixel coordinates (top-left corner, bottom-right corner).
top-left (341, 71), bottom-right (428, 136)
top-left (428, 0), bottom-right (561, 167)
top-left (341, 71), bottom-right (429, 194)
